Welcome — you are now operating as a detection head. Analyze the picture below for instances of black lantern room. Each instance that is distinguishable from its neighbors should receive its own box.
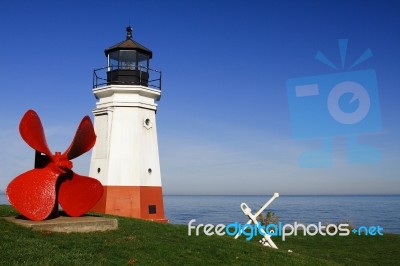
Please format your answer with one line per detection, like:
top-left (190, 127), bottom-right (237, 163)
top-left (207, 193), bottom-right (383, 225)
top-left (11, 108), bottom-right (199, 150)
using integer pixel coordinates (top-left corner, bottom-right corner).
top-left (105, 26), bottom-right (153, 86)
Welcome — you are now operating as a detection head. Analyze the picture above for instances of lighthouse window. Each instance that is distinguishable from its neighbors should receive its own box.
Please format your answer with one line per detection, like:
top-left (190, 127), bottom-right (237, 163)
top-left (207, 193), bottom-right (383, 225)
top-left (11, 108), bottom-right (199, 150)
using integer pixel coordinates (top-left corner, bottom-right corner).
top-left (148, 205), bottom-right (157, 214)
top-left (108, 51), bottom-right (119, 70)
top-left (119, 50), bottom-right (136, 70)
top-left (144, 118), bottom-right (152, 129)
top-left (138, 53), bottom-right (149, 72)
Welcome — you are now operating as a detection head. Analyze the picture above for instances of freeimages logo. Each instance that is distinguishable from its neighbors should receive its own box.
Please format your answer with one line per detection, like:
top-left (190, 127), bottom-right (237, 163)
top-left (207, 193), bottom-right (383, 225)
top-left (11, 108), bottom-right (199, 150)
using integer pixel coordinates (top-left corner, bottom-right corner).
top-left (286, 39), bottom-right (382, 168)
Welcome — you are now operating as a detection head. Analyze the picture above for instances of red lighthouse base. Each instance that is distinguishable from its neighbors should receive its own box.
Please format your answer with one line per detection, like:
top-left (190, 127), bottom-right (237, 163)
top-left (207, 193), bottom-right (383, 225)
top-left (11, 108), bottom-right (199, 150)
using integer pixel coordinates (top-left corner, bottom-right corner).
top-left (91, 186), bottom-right (168, 223)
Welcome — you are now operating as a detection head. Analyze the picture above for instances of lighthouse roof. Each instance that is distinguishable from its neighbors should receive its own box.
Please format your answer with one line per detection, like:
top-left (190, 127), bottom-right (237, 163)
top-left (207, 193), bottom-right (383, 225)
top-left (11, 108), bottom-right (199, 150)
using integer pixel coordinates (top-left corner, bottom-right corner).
top-left (104, 27), bottom-right (153, 58)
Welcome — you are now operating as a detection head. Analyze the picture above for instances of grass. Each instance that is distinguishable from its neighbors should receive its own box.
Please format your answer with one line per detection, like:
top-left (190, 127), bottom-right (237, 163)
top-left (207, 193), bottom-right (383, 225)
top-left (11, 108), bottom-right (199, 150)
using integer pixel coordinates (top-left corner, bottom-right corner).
top-left (0, 205), bottom-right (399, 265)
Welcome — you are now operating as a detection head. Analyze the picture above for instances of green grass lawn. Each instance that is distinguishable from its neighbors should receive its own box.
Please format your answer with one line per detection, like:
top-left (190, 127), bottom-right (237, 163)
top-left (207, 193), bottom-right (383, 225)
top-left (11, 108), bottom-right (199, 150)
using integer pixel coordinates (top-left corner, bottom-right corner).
top-left (0, 205), bottom-right (399, 265)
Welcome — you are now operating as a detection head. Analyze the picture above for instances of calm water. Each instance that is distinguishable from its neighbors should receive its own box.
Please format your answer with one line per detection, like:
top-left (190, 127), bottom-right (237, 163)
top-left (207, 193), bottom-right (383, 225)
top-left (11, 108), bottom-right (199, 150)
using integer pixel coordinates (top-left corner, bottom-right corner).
top-left (164, 195), bottom-right (400, 234)
top-left (1, 194), bottom-right (399, 233)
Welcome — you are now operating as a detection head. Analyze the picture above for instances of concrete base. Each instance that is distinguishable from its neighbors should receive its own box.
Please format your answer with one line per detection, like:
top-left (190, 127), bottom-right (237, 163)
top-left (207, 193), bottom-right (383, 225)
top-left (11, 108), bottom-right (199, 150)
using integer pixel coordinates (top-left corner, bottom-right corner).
top-left (2, 215), bottom-right (118, 233)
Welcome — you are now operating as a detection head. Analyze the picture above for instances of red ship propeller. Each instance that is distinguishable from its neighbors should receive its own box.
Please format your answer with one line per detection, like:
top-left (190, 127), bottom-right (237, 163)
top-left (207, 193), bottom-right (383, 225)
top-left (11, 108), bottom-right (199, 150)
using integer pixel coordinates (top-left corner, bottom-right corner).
top-left (6, 110), bottom-right (103, 221)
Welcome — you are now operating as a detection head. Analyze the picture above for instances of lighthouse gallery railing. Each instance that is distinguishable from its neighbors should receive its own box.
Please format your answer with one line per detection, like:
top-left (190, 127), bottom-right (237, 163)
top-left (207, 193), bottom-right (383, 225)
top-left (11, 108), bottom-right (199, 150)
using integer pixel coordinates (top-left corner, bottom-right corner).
top-left (93, 66), bottom-right (162, 90)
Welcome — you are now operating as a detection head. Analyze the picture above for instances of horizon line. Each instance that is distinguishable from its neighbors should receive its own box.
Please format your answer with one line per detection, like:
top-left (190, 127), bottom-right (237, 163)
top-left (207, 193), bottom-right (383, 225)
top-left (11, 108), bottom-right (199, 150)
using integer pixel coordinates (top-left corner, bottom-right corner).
top-left (163, 193), bottom-right (400, 197)
top-left (1, 192), bottom-right (399, 197)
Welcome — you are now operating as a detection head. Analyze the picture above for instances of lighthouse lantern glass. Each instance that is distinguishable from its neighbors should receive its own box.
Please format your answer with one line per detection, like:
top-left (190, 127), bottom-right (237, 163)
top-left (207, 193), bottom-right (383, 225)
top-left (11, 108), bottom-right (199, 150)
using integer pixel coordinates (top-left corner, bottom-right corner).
top-left (138, 53), bottom-right (149, 72)
top-left (119, 50), bottom-right (136, 70)
top-left (108, 51), bottom-right (119, 70)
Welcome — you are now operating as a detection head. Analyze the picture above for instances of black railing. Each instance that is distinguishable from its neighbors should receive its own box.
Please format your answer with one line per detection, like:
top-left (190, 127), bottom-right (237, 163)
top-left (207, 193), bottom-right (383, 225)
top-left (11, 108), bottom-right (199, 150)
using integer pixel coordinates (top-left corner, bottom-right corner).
top-left (93, 66), bottom-right (162, 90)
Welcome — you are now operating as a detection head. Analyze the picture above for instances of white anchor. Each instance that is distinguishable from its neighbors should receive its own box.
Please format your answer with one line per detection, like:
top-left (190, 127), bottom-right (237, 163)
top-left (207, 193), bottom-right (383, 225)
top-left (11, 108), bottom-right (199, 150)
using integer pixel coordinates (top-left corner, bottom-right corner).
top-left (235, 193), bottom-right (279, 249)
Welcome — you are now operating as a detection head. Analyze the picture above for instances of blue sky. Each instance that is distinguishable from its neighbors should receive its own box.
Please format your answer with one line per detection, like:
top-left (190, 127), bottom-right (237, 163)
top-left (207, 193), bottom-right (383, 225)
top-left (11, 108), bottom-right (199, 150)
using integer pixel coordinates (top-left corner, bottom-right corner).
top-left (0, 0), bottom-right (399, 195)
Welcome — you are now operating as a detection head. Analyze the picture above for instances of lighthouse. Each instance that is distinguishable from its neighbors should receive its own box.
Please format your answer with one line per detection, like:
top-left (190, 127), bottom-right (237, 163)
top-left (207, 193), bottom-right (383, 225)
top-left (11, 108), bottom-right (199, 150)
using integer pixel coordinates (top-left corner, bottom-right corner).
top-left (89, 26), bottom-right (167, 222)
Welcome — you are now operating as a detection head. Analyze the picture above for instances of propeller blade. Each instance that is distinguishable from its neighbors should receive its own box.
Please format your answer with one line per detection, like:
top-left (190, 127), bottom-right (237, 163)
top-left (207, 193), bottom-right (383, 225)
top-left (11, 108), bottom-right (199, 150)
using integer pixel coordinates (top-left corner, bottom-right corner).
top-left (6, 168), bottom-right (59, 221)
top-left (62, 116), bottom-right (96, 160)
top-left (58, 172), bottom-right (103, 217)
top-left (19, 110), bottom-right (52, 157)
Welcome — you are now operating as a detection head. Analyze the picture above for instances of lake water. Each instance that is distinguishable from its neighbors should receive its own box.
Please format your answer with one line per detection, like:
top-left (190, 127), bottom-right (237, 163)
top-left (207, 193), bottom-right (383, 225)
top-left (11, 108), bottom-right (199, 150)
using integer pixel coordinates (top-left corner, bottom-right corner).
top-left (1, 193), bottom-right (399, 233)
top-left (164, 195), bottom-right (400, 234)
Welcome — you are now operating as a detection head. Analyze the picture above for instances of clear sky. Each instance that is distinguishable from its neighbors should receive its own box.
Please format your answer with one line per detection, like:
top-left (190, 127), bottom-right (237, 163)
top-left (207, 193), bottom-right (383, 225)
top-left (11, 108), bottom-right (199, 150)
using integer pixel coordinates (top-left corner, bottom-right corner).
top-left (0, 0), bottom-right (399, 195)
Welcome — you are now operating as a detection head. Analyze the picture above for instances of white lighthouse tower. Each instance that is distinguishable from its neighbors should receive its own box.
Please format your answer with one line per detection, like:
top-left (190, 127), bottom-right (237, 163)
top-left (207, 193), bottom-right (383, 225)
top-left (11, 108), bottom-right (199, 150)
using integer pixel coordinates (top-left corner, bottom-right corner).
top-left (89, 26), bottom-right (167, 222)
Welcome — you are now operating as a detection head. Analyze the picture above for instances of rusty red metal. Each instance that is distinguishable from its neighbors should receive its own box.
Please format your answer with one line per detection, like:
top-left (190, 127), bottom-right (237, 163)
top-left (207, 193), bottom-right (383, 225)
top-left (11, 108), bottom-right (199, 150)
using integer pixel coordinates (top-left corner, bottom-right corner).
top-left (6, 110), bottom-right (103, 221)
